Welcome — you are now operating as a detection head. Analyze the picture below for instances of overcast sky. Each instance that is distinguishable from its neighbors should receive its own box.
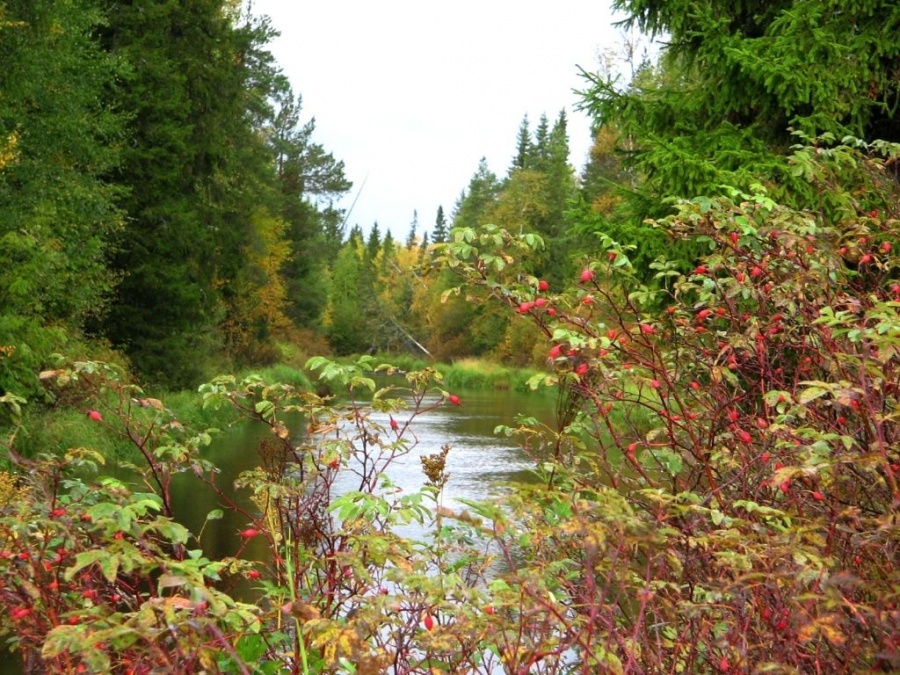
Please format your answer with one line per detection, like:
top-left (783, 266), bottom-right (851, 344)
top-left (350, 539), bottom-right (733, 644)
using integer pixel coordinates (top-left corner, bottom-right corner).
top-left (248, 1), bottom-right (629, 239)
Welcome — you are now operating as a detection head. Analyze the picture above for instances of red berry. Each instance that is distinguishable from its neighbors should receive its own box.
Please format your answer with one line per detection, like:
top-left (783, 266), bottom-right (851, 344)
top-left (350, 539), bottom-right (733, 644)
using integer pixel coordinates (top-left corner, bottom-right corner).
top-left (812, 491), bottom-right (824, 501)
top-left (608, 251), bottom-right (617, 261)
top-left (516, 301), bottom-right (534, 314)
top-left (639, 323), bottom-right (654, 334)
top-left (860, 253), bottom-right (872, 265)
top-left (534, 297), bottom-right (548, 308)
top-left (690, 381), bottom-right (700, 390)
top-left (246, 570), bottom-right (261, 579)
top-left (696, 309), bottom-right (711, 321)
top-left (735, 272), bottom-right (745, 282)
top-left (423, 614), bottom-right (435, 631)
top-left (547, 308), bottom-right (557, 317)
top-left (751, 266), bottom-right (763, 279)
top-left (737, 430), bottom-right (752, 444)
top-left (579, 268), bottom-right (594, 283)
top-left (448, 394), bottom-right (461, 406)
top-left (239, 528), bottom-right (261, 539)
top-left (87, 410), bottom-right (102, 422)
top-left (390, 416), bottom-right (399, 431)
top-left (484, 605), bottom-right (496, 615)
top-left (693, 265), bottom-right (707, 275)
top-left (50, 508), bottom-right (66, 518)
top-left (538, 279), bottom-right (549, 292)
top-left (730, 232), bottom-right (739, 245)
top-left (650, 379), bottom-right (660, 389)
top-left (548, 344), bottom-right (563, 359)
top-left (575, 363), bottom-right (589, 376)
top-left (627, 442), bottom-right (638, 455)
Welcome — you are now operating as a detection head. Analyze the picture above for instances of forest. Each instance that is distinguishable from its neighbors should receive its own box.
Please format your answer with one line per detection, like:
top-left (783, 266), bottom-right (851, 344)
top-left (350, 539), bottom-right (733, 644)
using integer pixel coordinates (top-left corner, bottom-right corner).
top-left (1, 0), bottom-right (900, 672)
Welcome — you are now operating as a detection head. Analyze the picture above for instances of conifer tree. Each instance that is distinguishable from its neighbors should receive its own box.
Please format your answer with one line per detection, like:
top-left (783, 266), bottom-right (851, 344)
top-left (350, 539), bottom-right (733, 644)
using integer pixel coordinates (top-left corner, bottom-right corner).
top-left (432, 206), bottom-right (448, 244)
top-left (452, 159), bottom-right (501, 230)
top-left (405, 210), bottom-right (419, 248)
top-left (99, 0), bottom-right (279, 386)
top-left (583, 0), bottom-right (900, 215)
top-left (270, 90), bottom-right (351, 328)
top-left (510, 115), bottom-right (531, 172)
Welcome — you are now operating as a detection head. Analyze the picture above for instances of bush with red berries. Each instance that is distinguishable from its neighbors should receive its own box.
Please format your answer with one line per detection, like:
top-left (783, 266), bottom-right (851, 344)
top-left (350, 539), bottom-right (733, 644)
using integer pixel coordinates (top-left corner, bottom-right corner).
top-left (435, 139), bottom-right (900, 671)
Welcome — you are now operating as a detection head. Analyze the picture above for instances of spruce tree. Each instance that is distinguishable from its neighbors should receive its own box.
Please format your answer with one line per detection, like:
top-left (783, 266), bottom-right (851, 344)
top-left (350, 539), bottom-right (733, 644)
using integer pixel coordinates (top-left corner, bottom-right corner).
top-left (452, 159), bottom-right (501, 230)
top-left (583, 0), bottom-right (900, 214)
top-left (510, 115), bottom-right (531, 172)
top-left (432, 206), bottom-right (448, 244)
top-left (405, 210), bottom-right (419, 248)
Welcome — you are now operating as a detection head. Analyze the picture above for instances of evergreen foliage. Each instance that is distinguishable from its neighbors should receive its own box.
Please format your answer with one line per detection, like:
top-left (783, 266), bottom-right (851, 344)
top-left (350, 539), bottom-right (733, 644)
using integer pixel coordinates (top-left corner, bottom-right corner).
top-left (582, 0), bottom-right (900, 212)
top-left (432, 205), bottom-right (448, 244)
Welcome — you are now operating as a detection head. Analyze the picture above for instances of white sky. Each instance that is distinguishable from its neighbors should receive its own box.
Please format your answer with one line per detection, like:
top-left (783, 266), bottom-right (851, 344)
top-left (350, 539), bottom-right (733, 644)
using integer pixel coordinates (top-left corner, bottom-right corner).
top-left (248, 1), bottom-right (627, 239)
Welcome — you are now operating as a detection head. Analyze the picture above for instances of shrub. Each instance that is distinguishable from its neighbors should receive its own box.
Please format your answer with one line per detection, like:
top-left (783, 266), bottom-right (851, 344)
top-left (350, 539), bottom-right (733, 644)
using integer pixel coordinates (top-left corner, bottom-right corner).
top-left (434, 138), bottom-right (900, 671)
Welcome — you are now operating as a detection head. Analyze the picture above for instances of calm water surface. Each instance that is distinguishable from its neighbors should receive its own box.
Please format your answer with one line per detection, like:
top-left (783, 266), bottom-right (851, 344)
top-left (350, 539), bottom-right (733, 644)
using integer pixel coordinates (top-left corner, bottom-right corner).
top-left (172, 387), bottom-right (558, 559)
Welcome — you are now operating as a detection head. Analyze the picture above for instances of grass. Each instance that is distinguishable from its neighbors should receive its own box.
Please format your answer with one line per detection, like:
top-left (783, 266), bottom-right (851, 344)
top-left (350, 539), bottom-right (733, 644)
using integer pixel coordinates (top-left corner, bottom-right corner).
top-left (355, 353), bottom-right (552, 396)
top-left (437, 357), bottom-right (546, 393)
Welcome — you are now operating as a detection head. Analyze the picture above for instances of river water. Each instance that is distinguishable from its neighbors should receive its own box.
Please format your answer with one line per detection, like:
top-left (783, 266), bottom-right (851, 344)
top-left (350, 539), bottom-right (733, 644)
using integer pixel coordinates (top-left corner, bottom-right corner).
top-left (170, 386), bottom-right (558, 560)
top-left (0, 386), bottom-right (558, 674)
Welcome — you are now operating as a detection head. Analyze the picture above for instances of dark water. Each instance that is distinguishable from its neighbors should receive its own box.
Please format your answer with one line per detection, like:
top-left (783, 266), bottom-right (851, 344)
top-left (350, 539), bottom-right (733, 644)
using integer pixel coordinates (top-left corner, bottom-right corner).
top-left (0, 387), bottom-right (556, 673)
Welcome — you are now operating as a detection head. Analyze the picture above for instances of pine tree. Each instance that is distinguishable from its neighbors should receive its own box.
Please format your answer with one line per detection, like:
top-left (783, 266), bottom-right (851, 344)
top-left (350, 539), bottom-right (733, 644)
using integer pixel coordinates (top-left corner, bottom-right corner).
top-left (271, 90), bottom-right (351, 328)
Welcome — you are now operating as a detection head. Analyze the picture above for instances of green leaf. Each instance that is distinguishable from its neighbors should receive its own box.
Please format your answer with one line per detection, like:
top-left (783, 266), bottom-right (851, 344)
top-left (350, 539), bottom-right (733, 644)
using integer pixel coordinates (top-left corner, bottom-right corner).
top-left (64, 550), bottom-right (108, 581)
top-left (206, 509), bottom-right (224, 521)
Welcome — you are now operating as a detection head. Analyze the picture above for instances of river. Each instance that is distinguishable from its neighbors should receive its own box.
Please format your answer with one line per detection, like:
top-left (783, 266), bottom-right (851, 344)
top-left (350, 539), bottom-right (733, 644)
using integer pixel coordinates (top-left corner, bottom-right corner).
top-left (170, 386), bottom-right (558, 561)
top-left (0, 385), bottom-right (558, 674)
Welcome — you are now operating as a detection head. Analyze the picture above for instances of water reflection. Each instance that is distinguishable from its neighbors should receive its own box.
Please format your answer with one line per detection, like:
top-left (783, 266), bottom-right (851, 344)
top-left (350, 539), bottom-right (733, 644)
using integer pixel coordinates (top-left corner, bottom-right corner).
top-left (175, 386), bottom-right (556, 560)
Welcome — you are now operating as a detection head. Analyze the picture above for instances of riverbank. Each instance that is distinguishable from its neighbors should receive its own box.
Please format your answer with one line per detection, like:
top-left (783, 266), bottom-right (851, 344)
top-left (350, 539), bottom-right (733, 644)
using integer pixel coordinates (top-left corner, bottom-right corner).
top-left (8, 352), bottom-right (552, 462)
